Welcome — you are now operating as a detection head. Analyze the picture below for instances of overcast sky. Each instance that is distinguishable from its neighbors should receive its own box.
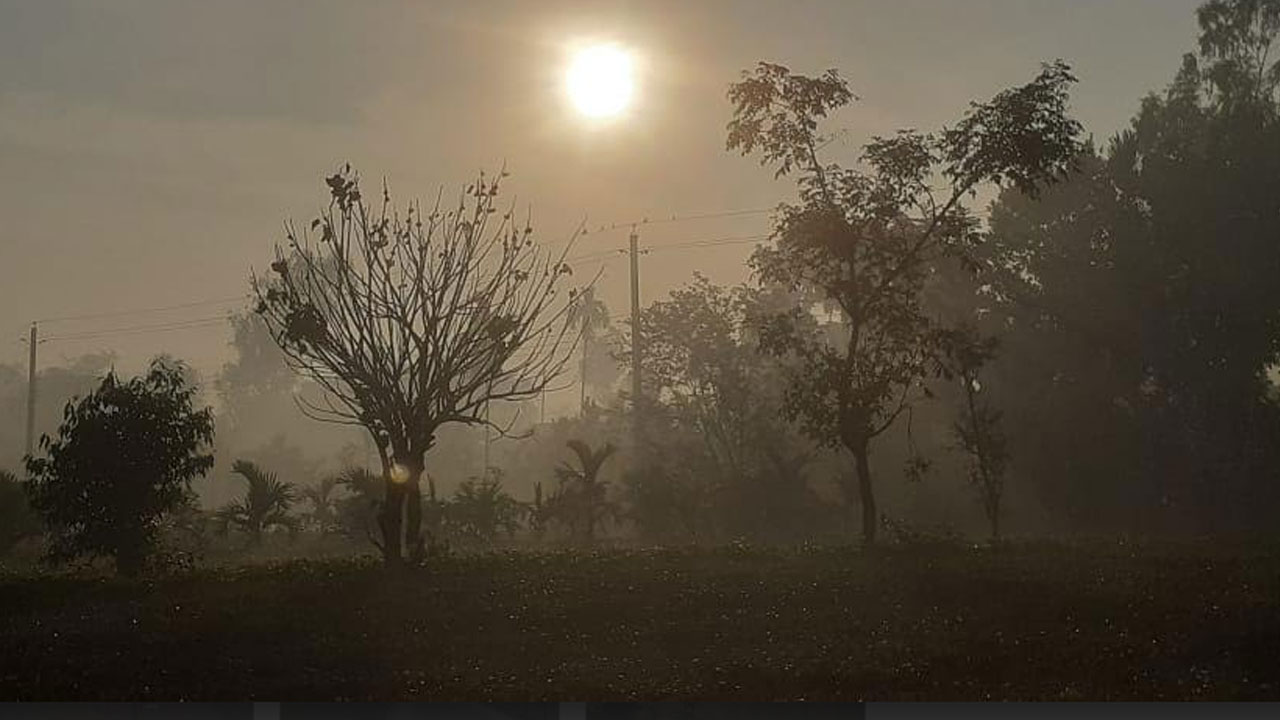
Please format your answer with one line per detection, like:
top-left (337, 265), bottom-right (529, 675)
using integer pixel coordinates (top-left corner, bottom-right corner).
top-left (0, 0), bottom-right (1203, 380)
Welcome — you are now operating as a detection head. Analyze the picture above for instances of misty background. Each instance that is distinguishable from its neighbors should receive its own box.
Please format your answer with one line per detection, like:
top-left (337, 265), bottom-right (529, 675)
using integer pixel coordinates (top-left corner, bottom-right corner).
top-left (0, 0), bottom-right (1225, 529)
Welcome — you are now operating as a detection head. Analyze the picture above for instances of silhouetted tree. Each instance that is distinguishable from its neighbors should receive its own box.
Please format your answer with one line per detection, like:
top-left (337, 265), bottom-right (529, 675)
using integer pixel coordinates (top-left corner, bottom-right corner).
top-left (24, 359), bottom-right (215, 576)
top-left (253, 167), bottom-right (579, 563)
top-left (727, 60), bottom-right (1082, 544)
top-left (214, 460), bottom-right (300, 543)
top-left (977, 2), bottom-right (1280, 532)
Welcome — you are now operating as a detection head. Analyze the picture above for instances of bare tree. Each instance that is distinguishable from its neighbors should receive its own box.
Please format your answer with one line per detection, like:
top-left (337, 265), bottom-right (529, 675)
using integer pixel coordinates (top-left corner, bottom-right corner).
top-left (253, 166), bottom-right (580, 564)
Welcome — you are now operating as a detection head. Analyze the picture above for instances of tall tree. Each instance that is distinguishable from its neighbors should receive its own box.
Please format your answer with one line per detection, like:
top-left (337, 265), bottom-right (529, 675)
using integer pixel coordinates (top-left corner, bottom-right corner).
top-left (978, 1), bottom-right (1280, 533)
top-left (254, 167), bottom-right (578, 563)
top-left (727, 61), bottom-right (1082, 544)
top-left (24, 359), bottom-right (215, 576)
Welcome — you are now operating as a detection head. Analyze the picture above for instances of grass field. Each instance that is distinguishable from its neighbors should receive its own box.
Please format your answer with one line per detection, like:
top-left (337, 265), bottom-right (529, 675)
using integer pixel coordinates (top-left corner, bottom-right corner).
top-left (1, 541), bottom-right (1278, 701)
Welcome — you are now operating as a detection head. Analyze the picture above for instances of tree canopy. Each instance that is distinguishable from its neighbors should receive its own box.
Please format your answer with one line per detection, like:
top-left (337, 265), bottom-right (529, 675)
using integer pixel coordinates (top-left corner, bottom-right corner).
top-left (24, 359), bottom-right (215, 576)
top-left (728, 60), bottom-right (1082, 543)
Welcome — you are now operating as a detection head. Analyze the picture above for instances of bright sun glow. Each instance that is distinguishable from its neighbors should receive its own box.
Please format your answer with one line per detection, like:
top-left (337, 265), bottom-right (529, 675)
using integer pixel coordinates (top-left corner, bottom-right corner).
top-left (566, 44), bottom-right (635, 119)
top-left (389, 463), bottom-right (411, 484)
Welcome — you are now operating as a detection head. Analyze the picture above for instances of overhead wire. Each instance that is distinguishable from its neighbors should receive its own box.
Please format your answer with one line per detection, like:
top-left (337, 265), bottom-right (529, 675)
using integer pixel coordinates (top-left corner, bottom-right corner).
top-left (40, 314), bottom-right (235, 343)
top-left (27, 208), bottom-right (778, 342)
top-left (581, 207), bottom-right (773, 235)
top-left (34, 295), bottom-right (251, 325)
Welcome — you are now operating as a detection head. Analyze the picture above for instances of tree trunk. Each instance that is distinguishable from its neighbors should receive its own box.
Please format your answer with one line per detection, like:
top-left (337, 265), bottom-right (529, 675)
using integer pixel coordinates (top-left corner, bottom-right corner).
top-left (852, 441), bottom-right (876, 547)
top-left (380, 478), bottom-right (405, 565)
top-left (405, 466), bottom-right (425, 563)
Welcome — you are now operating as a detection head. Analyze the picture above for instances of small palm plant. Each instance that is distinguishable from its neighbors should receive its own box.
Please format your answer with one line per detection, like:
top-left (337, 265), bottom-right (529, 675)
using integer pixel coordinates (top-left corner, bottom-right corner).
top-left (547, 439), bottom-right (618, 544)
top-left (299, 476), bottom-right (341, 535)
top-left (333, 466), bottom-right (384, 550)
top-left (447, 469), bottom-right (526, 545)
top-left (215, 460), bottom-right (300, 543)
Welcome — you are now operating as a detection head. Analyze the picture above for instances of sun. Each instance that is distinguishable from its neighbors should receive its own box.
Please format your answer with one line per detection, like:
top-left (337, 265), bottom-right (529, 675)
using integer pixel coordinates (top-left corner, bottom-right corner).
top-left (565, 44), bottom-right (635, 119)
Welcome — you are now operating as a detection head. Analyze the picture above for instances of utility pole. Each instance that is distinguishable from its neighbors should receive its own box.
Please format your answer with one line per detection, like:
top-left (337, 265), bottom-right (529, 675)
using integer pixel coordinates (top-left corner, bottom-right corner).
top-left (629, 227), bottom-right (643, 462)
top-left (25, 322), bottom-right (37, 459)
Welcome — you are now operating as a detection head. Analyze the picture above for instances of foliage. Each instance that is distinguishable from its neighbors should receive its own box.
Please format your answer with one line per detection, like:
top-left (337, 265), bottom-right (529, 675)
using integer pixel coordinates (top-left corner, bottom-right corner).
top-left (727, 60), bottom-right (1082, 544)
top-left (0, 469), bottom-right (41, 555)
top-left (444, 469), bottom-right (526, 546)
top-left (332, 466), bottom-right (385, 549)
top-left (975, 4), bottom-right (1280, 533)
top-left (252, 166), bottom-right (580, 563)
top-left (625, 276), bottom-right (824, 543)
top-left (1196, 0), bottom-right (1280, 106)
top-left (156, 488), bottom-right (213, 570)
top-left (214, 460), bottom-right (300, 542)
top-left (545, 440), bottom-right (619, 544)
top-left (23, 359), bottom-right (215, 576)
top-left (299, 476), bottom-right (342, 534)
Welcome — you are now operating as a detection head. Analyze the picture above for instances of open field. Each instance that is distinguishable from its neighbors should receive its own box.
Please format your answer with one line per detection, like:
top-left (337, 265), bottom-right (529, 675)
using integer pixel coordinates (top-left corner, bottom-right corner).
top-left (2, 541), bottom-right (1278, 701)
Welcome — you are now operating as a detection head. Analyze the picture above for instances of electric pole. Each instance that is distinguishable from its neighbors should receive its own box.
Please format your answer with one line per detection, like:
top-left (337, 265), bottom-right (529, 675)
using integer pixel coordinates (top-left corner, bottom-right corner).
top-left (629, 227), bottom-right (643, 462)
top-left (25, 322), bottom-right (37, 459)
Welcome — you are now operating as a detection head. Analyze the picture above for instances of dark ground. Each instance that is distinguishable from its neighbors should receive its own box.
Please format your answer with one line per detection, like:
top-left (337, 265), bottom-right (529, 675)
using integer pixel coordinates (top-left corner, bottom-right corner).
top-left (1, 542), bottom-right (1277, 701)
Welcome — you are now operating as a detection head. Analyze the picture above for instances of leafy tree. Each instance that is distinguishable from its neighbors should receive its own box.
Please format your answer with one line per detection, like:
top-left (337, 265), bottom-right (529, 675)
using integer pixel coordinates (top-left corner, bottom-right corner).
top-left (24, 359), bottom-right (215, 576)
top-left (727, 60), bottom-right (1082, 544)
top-left (628, 275), bottom-right (822, 542)
top-left (977, 2), bottom-right (1280, 533)
top-left (1196, 0), bottom-right (1280, 105)
top-left (0, 469), bottom-right (41, 555)
top-left (445, 469), bottom-right (526, 545)
top-left (546, 440), bottom-right (618, 544)
top-left (214, 460), bottom-right (300, 543)
top-left (253, 167), bottom-right (579, 563)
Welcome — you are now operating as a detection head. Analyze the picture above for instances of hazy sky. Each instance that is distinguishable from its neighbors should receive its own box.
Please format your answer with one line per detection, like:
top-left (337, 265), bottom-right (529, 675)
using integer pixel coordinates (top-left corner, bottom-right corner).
top-left (0, 0), bottom-right (1203, 381)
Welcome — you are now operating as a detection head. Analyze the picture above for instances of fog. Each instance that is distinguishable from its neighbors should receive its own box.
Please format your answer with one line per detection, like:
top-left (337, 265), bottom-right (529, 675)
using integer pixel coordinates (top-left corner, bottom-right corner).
top-left (2, 0), bottom-right (1279, 704)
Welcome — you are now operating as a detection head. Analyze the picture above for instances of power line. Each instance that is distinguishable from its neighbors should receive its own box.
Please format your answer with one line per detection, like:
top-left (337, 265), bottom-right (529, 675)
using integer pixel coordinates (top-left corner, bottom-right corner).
top-left (647, 234), bottom-right (770, 253)
top-left (41, 315), bottom-right (233, 343)
top-left (582, 207), bottom-right (773, 236)
top-left (35, 295), bottom-right (250, 325)
top-left (568, 232), bottom-right (771, 266)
